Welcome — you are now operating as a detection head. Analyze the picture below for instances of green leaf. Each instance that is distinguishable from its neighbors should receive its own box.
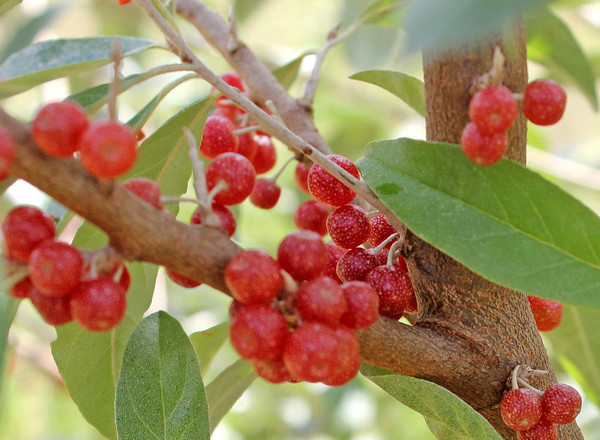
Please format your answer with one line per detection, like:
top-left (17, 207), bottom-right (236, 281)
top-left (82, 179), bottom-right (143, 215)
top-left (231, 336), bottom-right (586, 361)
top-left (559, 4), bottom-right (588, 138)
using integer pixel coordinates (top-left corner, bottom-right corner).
top-left (189, 321), bottom-right (230, 375)
top-left (0, 0), bottom-right (21, 18)
top-left (349, 69), bottom-right (425, 117)
top-left (547, 305), bottom-right (600, 406)
top-left (115, 311), bottom-right (209, 440)
top-left (51, 263), bottom-right (157, 439)
top-left (233, 0), bottom-right (267, 21)
top-left (67, 73), bottom-right (144, 113)
top-left (357, 138), bottom-right (600, 308)
top-left (404, 0), bottom-right (550, 52)
top-left (206, 359), bottom-right (256, 433)
top-left (0, 36), bottom-right (159, 98)
top-left (0, 294), bottom-right (19, 399)
top-left (359, 0), bottom-right (403, 26)
top-left (272, 54), bottom-right (306, 90)
top-left (362, 365), bottom-right (502, 440)
top-left (525, 7), bottom-right (598, 110)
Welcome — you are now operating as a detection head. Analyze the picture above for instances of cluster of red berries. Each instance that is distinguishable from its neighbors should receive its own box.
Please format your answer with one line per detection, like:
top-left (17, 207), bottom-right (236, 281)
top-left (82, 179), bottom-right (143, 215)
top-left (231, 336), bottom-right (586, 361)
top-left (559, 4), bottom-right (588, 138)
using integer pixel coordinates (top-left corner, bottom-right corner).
top-left (461, 79), bottom-right (566, 166)
top-left (2, 205), bottom-right (130, 331)
top-left (501, 367), bottom-right (581, 439)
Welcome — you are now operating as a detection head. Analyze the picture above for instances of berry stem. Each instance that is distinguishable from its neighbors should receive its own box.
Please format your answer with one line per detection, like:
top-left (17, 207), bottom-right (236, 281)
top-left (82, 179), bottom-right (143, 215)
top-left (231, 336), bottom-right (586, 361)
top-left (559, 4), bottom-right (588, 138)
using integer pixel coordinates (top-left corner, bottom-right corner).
top-left (510, 364), bottom-right (521, 390)
top-left (233, 125), bottom-right (261, 136)
top-left (268, 155), bottom-right (296, 184)
top-left (386, 237), bottom-right (404, 266)
top-left (371, 232), bottom-right (400, 256)
top-left (517, 377), bottom-right (544, 396)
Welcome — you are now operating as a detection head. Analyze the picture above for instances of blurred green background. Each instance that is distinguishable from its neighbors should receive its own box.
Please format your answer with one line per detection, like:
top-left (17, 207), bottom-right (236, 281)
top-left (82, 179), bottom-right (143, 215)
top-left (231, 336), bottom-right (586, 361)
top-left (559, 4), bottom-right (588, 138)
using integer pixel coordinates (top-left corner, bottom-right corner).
top-left (1, 0), bottom-right (600, 439)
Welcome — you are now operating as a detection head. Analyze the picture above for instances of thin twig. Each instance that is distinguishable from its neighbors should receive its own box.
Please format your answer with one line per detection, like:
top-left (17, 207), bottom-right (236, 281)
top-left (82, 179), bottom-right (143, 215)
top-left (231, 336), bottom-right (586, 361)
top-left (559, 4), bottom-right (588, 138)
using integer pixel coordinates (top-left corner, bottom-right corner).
top-left (108, 37), bottom-right (123, 121)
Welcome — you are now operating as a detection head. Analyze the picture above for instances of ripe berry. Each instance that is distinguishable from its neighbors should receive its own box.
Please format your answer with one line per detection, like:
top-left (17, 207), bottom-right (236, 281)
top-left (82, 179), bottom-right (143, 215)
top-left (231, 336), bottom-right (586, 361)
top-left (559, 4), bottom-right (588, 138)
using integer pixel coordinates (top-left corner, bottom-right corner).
top-left (70, 276), bottom-right (127, 331)
top-left (251, 135), bottom-right (277, 174)
top-left (252, 357), bottom-right (296, 384)
top-left (293, 200), bottom-right (330, 236)
top-left (368, 214), bottom-right (397, 247)
top-left (277, 230), bottom-right (328, 281)
top-left (336, 247), bottom-right (379, 282)
top-left (340, 281), bottom-right (380, 329)
top-left (366, 265), bottom-right (413, 317)
top-left (0, 126), bottom-right (15, 181)
top-left (296, 276), bottom-right (347, 326)
top-left (119, 0), bottom-right (132, 4)
top-left (327, 204), bottom-right (371, 249)
top-left (32, 101), bottom-right (89, 157)
top-left (165, 269), bottom-right (201, 288)
top-left (469, 86), bottom-right (518, 135)
top-left (283, 322), bottom-right (340, 383)
top-left (9, 276), bottom-right (34, 299)
top-left (307, 155), bottom-right (359, 206)
top-left (500, 388), bottom-right (543, 431)
top-left (523, 79), bottom-right (566, 126)
top-left (229, 303), bottom-right (288, 361)
top-left (527, 296), bottom-right (563, 332)
top-left (321, 241), bottom-right (346, 283)
top-left (79, 120), bottom-right (137, 179)
top-left (191, 202), bottom-right (236, 237)
top-left (541, 383), bottom-right (582, 425)
top-left (295, 162), bottom-right (311, 194)
top-left (214, 72), bottom-right (245, 108)
top-left (29, 286), bottom-right (73, 326)
top-left (322, 325), bottom-right (361, 386)
top-left (249, 178), bottom-right (281, 209)
top-left (517, 417), bottom-right (557, 440)
top-left (236, 132), bottom-right (258, 162)
top-left (225, 249), bottom-right (282, 304)
top-left (28, 240), bottom-right (84, 297)
top-left (2, 206), bottom-right (55, 262)
top-left (198, 115), bottom-right (238, 159)
top-left (123, 177), bottom-right (163, 210)
top-left (461, 122), bottom-right (507, 166)
top-left (205, 152), bottom-right (256, 205)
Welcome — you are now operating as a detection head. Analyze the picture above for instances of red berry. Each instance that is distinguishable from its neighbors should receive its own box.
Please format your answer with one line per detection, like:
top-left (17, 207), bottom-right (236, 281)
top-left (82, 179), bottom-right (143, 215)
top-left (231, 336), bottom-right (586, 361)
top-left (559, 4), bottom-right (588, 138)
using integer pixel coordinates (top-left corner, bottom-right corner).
top-left (205, 152), bottom-right (256, 205)
top-left (527, 296), bottom-right (563, 332)
top-left (469, 86), bottom-right (518, 135)
top-left (123, 177), bottom-right (163, 210)
top-left (461, 122), bottom-right (507, 166)
top-left (368, 214), bottom-right (397, 247)
top-left (295, 162), bottom-right (311, 194)
top-left (517, 417), bottom-right (557, 440)
top-left (283, 322), bottom-right (340, 383)
top-left (29, 286), bottom-right (73, 326)
top-left (28, 240), bottom-right (84, 297)
top-left (32, 101), bottom-right (89, 157)
top-left (199, 115), bottom-right (238, 159)
top-left (9, 276), bottom-right (34, 299)
top-left (541, 383), bottom-right (582, 424)
top-left (191, 202), bottom-right (236, 237)
top-left (500, 388), bottom-right (543, 431)
top-left (225, 249), bottom-right (282, 304)
top-left (236, 132), bottom-right (258, 162)
top-left (321, 241), bottom-right (346, 283)
top-left (327, 204), bottom-right (371, 249)
top-left (293, 200), bottom-right (330, 236)
top-left (229, 303), bottom-right (288, 361)
top-left (340, 281), bottom-right (380, 329)
top-left (251, 135), bottom-right (277, 174)
top-left (0, 126), bottom-right (15, 181)
top-left (214, 72), bottom-right (245, 108)
top-left (296, 276), bottom-right (347, 326)
top-left (523, 79), bottom-right (566, 126)
top-left (366, 265), bottom-right (413, 317)
top-left (79, 120), bottom-right (137, 179)
top-left (165, 268), bottom-right (202, 288)
top-left (322, 325), bottom-right (361, 386)
top-left (119, 0), bottom-right (132, 4)
top-left (307, 155), bottom-right (359, 206)
top-left (70, 276), bottom-right (127, 331)
top-left (277, 230), bottom-right (328, 281)
top-left (2, 206), bottom-right (55, 262)
top-left (249, 178), bottom-right (281, 209)
top-left (336, 248), bottom-right (379, 282)
top-left (252, 357), bottom-right (296, 384)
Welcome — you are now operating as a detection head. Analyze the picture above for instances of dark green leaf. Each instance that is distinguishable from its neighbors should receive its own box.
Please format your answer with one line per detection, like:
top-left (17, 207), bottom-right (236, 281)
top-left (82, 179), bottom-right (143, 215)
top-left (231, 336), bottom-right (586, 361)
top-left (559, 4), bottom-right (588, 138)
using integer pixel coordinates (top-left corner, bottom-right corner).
top-left (51, 263), bottom-right (157, 439)
top-left (350, 69), bottom-right (425, 116)
top-left (115, 311), bottom-right (209, 440)
top-left (189, 321), bottom-right (230, 374)
top-left (547, 305), bottom-right (600, 406)
top-left (525, 7), bottom-right (598, 110)
top-left (358, 138), bottom-right (600, 308)
top-left (404, 0), bottom-right (550, 52)
top-left (206, 359), bottom-right (256, 433)
top-left (362, 364), bottom-right (502, 440)
top-left (0, 0), bottom-right (21, 18)
top-left (0, 37), bottom-right (159, 98)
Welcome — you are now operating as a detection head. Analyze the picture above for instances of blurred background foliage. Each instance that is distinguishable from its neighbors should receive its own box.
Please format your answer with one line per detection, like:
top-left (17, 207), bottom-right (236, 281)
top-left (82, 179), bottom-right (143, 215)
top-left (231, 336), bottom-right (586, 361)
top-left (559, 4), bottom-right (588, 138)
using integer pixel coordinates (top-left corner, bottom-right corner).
top-left (0, 0), bottom-right (600, 439)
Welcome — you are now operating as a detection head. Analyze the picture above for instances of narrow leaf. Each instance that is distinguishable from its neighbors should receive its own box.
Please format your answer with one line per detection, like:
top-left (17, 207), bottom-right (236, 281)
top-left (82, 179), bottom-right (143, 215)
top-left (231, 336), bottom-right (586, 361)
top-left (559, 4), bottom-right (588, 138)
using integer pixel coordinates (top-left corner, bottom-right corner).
top-left (206, 359), bottom-right (256, 433)
top-left (0, 36), bottom-right (159, 98)
top-left (189, 321), bottom-right (230, 375)
top-left (350, 69), bottom-right (425, 116)
top-left (525, 7), bottom-right (598, 110)
top-left (0, 294), bottom-right (19, 399)
top-left (547, 305), bottom-right (600, 406)
top-left (115, 311), bottom-right (209, 440)
top-left (362, 365), bottom-right (502, 440)
top-left (0, 0), bottom-right (21, 18)
top-left (272, 54), bottom-right (306, 90)
top-left (51, 263), bottom-right (157, 439)
top-left (357, 138), bottom-right (600, 308)
top-left (67, 73), bottom-right (144, 113)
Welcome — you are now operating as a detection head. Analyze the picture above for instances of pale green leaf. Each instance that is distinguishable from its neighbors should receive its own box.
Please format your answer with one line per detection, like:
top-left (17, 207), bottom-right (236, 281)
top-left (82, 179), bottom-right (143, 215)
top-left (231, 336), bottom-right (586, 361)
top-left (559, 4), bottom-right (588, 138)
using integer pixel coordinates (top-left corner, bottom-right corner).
top-left (350, 69), bottom-right (425, 116)
top-left (0, 0), bottom-right (21, 18)
top-left (272, 54), bottom-right (306, 90)
top-left (67, 73), bottom-right (144, 113)
top-left (115, 311), bottom-right (209, 440)
top-left (189, 321), bottom-right (230, 375)
top-left (357, 138), bottom-right (600, 308)
top-left (0, 294), bottom-right (19, 399)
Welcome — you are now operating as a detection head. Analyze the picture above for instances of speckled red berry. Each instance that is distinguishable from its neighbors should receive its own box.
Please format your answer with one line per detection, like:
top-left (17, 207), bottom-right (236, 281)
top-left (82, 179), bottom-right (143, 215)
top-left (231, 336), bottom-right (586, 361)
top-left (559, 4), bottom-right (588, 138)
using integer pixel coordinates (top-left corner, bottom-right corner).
top-left (461, 121), bottom-right (507, 166)
top-left (293, 200), bottom-right (330, 236)
top-left (249, 178), bottom-right (281, 209)
top-left (517, 417), bottom-right (557, 440)
top-left (327, 204), bottom-right (371, 249)
top-left (191, 202), bottom-right (236, 237)
top-left (469, 86), bottom-right (518, 135)
top-left (251, 135), bottom-right (277, 175)
top-left (366, 264), bottom-right (412, 317)
top-left (307, 155), bottom-right (359, 206)
top-left (32, 101), bottom-right (89, 157)
top-left (2, 206), bottom-right (55, 263)
top-left (205, 152), bottom-right (256, 205)
top-left (277, 230), bottom-right (327, 281)
top-left (523, 79), bottom-right (566, 126)
top-left (225, 249), bottom-right (282, 304)
top-left (501, 388), bottom-right (543, 431)
top-left (337, 247), bottom-right (379, 282)
top-left (296, 275), bottom-right (347, 326)
top-left (367, 214), bottom-right (397, 247)
top-left (124, 177), bottom-right (163, 210)
top-left (70, 276), bottom-right (127, 331)
top-left (295, 161), bottom-right (311, 194)
top-left (541, 383), bottom-right (582, 425)
top-left (28, 240), bottom-right (84, 297)
top-left (340, 281), bottom-right (380, 329)
top-left (199, 115), bottom-right (238, 159)
top-left (165, 269), bottom-right (202, 288)
top-left (29, 286), bottom-right (73, 326)
top-left (527, 296), bottom-right (563, 332)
